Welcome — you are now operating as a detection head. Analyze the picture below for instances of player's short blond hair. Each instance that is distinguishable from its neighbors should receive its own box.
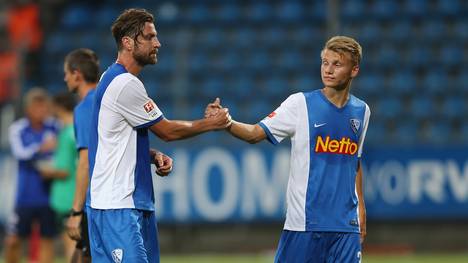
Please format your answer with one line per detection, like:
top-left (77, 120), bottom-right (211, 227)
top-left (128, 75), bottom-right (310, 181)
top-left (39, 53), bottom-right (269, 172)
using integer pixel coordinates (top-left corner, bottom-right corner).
top-left (324, 36), bottom-right (362, 66)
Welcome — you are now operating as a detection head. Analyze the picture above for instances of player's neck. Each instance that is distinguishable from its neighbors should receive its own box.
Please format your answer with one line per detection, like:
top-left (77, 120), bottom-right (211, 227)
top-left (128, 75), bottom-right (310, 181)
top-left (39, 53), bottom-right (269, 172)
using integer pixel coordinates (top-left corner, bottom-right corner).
top-left (78, 83), bottom-right (96, 100)
top-left (116, 52), bottom-right (142, 76)
top-left (321, 86), bottom-right (350, 108)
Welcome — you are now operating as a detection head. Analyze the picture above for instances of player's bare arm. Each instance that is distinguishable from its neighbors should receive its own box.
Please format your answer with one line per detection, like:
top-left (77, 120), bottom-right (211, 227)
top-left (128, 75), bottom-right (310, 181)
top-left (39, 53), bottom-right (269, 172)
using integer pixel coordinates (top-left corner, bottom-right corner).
top-left (66, 149), bottom-right (89, 241)
top-left (356, 160), bottom-right (366, 244)
top-left (149, 108), bottom-right (231, 141)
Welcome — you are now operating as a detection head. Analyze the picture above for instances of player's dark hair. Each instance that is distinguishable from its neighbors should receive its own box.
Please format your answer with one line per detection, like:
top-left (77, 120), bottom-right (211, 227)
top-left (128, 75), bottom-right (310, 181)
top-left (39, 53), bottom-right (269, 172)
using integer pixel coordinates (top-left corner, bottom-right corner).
top-left (52, 92), bottom-right (76, 112)
top-left (64, 48), bottom-right (100, 83)
top-left (111, 8), bottom-right (154, 51)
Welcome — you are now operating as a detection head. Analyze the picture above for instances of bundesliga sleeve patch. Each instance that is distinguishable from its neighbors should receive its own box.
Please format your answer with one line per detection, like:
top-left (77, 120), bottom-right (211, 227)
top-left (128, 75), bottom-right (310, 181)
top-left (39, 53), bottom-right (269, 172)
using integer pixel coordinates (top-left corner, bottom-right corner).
top-left (143, 100), bottom-right (159, 119)
top-left (268, 112), bottom-right (276, 118)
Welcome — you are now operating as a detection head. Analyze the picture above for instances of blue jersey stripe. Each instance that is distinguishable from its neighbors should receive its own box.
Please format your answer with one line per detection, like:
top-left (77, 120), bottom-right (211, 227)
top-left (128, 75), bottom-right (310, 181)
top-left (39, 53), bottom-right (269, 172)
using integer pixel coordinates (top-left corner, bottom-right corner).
top-left (134, 115), bottom-right (164, 129)
top-left (258, 122), bottom-right (279, 145)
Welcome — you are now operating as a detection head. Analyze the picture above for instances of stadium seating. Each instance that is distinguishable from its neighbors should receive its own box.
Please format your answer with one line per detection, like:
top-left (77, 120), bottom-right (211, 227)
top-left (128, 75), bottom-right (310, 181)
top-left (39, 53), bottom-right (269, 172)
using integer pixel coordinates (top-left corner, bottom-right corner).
top-left (38, 0), bottom-right (467, 147)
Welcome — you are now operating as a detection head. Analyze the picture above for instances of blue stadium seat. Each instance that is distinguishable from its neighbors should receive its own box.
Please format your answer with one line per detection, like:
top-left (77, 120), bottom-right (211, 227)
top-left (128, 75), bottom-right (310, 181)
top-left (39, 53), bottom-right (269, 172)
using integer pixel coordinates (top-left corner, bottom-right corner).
top-left (440, 96), bottom-right (466, 120)
top-left (278, 50), bottom-right (303, 71)
top-left (420, 20), bottom-right (446, 41)
top-left (189, 53), bottom-right (208, 73)
top-left (231, 74), bottom-right (255, 99)
top-left (232, 28), bottom-right (256, 49)
top-left (455, 71), bottom-right (468, 94)
top-left (365, 120), bottom-right (386, 146)
top-left (375, 45), bottom-right (399, 69)
top-left (243, 100), bottom-right (272, 123)
top-left (93, 7), bottom-right (120, 29)
top-left (277, 1), bottom-right (303, 22)
top-left (259, 26), bottom-right (287, 48)
top-left (371, 0), bottom-right (398, 20)
top-left (200, 29), bottom-right (224, 48)
top-left (341, 0), bottom-right (366, 21)
top-left (201, 77), bottom-right (224, 98)
top-left (45, 32), bottom-right (71, 54)
top-left (60, 4), bottom-right (94, 30)
top-left (293, 74), bottom-right (320, 93)
top-left (425, 121), bottom-right (452, 145)
top-left (354, 73), bottom-right (383, 97)
top-left (388, 71), bottom-right (416, 95)
top-left (186, 4), bottom-right (210, 24)
top-left (436, 0), bottom-right (462, 16)
top-left (454, 20), bottom-right (468, 41)
top-left (403, 0), bottom-right (428, 18)
top-left (246, 51), bottom-right (271, 72)
top-left (393, 121), bottom-right (419, 145)
top-left (215, 3), bottom-right (241, 23)
top-left (461, 123), bottom-right (468, 144)
top-left (404, 46), bottom-right (431, 68)
top-left (423, 70), bottom-right (448, 95)
top-left (245, 2), bottom-right (273, 22)
top-left (374, 97), bottom-right (403, 120)
top-left (386, 21), bottom-right (413, 43)
top-left (263, 76), bottom-right (287, 99)
top-left (410, 96), bottom-right (434, 119)
top-left (440, 44), bottom-right (463, 68)
top-left (358, 23), bottom-right (380, 44)
top-left (290, 26), bottom-right (322, 47)
top-left (218, 52), bottom-right (240, 72)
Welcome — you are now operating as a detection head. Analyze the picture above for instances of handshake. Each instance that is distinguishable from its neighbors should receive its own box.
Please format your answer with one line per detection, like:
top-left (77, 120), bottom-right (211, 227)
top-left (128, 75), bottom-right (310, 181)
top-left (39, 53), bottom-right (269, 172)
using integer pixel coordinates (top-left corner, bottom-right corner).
top-left (204, 97), bottom-right (233, 130)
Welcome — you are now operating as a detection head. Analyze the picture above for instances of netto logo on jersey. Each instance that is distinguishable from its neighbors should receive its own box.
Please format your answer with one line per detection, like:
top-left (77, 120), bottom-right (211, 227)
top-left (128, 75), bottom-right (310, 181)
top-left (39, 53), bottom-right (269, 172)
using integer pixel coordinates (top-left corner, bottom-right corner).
top-left (315, 135), bottom-right (358, 155)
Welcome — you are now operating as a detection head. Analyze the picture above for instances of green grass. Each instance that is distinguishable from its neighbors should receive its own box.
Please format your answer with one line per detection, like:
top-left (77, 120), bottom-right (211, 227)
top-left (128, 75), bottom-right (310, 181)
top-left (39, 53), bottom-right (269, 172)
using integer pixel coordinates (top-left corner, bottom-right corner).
top-left (2, 253), bottom-right (468, 263)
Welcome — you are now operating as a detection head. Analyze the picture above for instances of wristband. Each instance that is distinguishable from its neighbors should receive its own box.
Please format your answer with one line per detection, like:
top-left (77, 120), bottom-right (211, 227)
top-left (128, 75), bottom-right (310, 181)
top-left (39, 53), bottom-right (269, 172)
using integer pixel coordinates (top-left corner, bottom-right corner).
top-left (69, 209), bottom-right (84, 217)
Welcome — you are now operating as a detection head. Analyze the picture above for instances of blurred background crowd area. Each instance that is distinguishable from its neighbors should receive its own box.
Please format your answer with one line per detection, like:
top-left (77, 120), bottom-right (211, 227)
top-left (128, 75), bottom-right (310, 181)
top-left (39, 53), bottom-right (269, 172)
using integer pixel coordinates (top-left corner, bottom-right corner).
top-left (0, 0), bottom-right (468, 147)
top-left (0, 0), bottom-right (468, 260)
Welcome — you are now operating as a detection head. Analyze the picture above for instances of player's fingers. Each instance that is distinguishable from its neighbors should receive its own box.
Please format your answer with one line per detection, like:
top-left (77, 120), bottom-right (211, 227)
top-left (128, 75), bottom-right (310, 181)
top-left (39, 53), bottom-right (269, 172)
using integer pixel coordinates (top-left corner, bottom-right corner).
top-left (213, 97), bottom-right (220, 106)
top-left (155, 153), bottom-right (164, 167)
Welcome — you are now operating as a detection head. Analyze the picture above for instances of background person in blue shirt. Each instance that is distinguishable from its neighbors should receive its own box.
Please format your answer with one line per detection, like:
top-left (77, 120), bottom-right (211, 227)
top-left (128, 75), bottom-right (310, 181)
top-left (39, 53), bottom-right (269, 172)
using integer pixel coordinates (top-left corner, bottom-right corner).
top-left (4, 88), bottom-right (60, 263)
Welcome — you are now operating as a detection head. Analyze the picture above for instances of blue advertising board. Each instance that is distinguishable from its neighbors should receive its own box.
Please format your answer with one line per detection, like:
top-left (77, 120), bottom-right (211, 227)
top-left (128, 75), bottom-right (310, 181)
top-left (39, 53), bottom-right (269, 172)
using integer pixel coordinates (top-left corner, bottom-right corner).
top-left (1, 146), bottom-right (467, 224)
top-left (151, 146), bottom-right (468, 222)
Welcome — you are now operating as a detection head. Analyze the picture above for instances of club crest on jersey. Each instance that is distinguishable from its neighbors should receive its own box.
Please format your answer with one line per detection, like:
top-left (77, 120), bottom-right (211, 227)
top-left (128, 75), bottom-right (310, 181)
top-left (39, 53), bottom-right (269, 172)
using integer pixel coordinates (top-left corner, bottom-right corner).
top-left (350, 119), bottom-right (360, 134)
top-left (112, 248), bottom-right (123, 263)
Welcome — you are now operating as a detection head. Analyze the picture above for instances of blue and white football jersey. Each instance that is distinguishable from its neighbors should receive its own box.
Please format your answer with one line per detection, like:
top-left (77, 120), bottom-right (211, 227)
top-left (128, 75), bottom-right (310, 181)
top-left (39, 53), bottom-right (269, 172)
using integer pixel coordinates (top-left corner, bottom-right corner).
top-left (88, 63), bottom-right (164, 211)
top-left (259, 89), bottom-right (370, 233)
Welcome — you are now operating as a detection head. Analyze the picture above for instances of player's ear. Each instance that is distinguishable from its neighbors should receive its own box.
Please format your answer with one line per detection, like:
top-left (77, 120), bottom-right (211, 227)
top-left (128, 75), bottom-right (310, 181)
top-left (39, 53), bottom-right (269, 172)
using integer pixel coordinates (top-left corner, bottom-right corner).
top-left (351, 65), bottom-right (359, 78)
top-left (122, 36), bottom-right (134, 51)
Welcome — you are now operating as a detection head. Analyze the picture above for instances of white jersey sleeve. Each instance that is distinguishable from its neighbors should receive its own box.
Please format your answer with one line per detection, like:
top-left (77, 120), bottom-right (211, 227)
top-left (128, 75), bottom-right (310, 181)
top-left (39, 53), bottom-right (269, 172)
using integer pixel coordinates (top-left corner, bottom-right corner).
top-left (114, 78), bottom-right (163, 129)
top-left (357, 103), bottom-right (371, 157)
top-left (258, 93), bottom-right (299, 144)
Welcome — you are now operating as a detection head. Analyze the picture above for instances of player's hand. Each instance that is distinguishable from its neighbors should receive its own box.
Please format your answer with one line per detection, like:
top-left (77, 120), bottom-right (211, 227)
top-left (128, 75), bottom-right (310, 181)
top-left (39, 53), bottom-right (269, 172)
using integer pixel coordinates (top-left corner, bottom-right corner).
top-left (39, 135), bottom-right (56, 153)
top-left (151, 150), bottom-right (173, 177)
top-left (66, 214), bottom-right (82, 241)
top-left (210, 108), bottom-right (232, 130)
top-left (205, 98), bottom-right (223, 118)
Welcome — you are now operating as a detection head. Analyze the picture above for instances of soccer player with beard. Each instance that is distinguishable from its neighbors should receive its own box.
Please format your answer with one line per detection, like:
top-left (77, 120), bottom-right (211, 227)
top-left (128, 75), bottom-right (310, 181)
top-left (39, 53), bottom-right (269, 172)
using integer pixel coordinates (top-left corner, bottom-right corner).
top-left (207, 36), bottom-right (370, 263)
top-left (87, 9), bottom-right (232, 262)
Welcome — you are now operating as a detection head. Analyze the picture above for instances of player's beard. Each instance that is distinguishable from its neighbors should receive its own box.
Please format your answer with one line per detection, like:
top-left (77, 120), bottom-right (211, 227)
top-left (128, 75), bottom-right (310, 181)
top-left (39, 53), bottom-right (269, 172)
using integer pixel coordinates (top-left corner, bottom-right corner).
top-left (133, 46), bottom-right (157, 67)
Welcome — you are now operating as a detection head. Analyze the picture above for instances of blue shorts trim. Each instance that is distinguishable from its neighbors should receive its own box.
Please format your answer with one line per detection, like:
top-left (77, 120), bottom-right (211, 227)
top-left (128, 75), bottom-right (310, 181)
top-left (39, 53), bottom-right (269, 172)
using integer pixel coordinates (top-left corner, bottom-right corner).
top-left (275, 230), bottom-right (361, 263)
top-left (88, 208), bottom-right (159, 263)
